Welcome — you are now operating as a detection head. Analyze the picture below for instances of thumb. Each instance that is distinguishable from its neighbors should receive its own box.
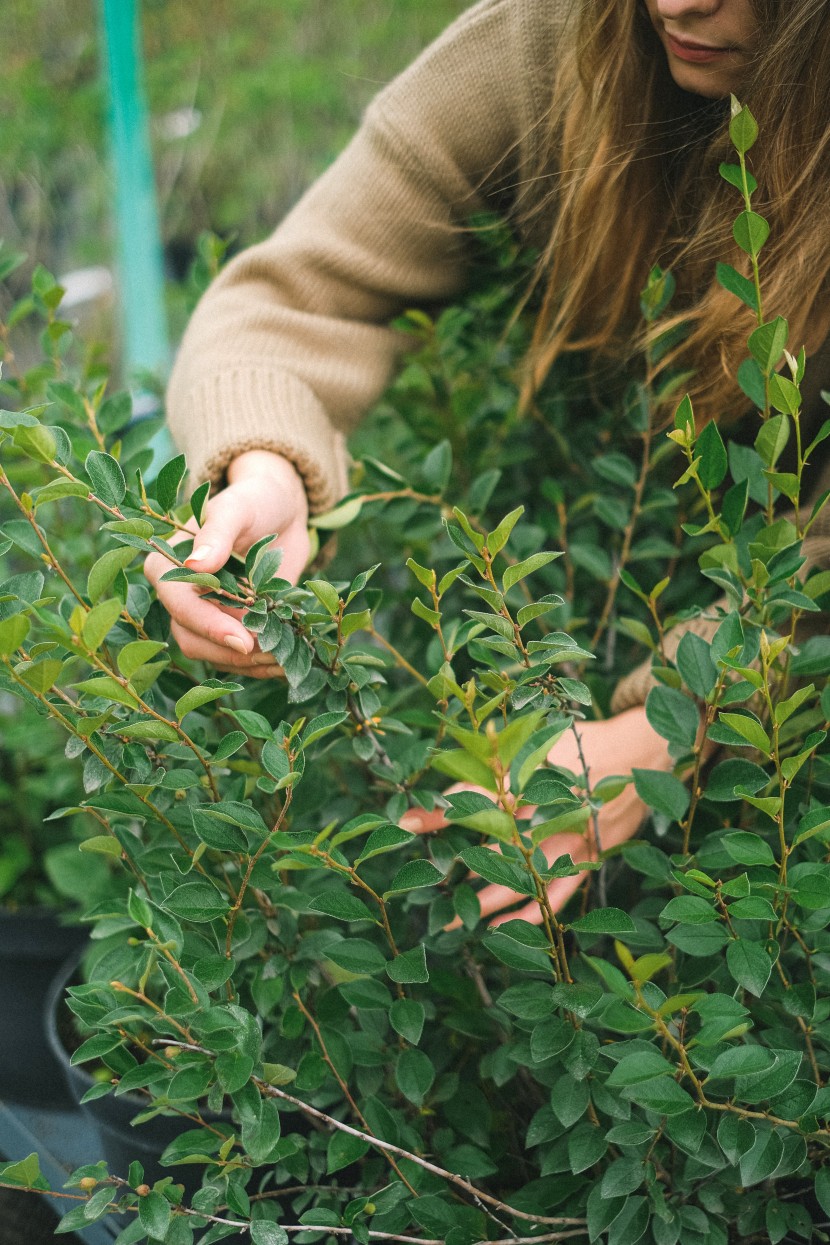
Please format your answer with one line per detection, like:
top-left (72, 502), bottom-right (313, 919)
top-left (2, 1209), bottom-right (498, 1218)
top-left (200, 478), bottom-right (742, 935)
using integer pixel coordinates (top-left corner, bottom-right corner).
top-left (183, 488), bottom-right (253, 573)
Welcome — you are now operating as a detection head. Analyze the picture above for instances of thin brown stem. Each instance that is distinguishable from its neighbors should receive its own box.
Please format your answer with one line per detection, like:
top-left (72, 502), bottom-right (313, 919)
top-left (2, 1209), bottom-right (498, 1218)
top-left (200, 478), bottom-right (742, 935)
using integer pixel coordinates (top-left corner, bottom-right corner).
top-left (151, 1039), bottom-right (587, 1230)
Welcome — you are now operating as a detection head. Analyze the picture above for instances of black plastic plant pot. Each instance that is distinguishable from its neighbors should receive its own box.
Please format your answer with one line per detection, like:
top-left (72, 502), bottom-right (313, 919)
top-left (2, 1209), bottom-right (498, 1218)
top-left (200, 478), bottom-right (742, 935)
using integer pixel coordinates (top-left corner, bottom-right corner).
top-left (0, 906), bottom-right (87, 1109)
top-left (44, 954), bottom-right (235, 1205)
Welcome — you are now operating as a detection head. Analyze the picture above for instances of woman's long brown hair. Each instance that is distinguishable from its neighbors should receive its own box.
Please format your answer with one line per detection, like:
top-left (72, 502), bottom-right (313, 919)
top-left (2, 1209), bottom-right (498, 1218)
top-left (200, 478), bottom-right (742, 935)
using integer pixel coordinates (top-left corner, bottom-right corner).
top-left (525, 0), bottom-right (830, 425)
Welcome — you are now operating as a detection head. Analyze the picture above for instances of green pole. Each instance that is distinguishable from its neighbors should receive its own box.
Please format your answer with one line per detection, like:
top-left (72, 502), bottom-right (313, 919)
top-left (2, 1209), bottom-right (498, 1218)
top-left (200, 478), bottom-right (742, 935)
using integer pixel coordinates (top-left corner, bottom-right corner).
top-left (100, 0), bottom-right (172, 453)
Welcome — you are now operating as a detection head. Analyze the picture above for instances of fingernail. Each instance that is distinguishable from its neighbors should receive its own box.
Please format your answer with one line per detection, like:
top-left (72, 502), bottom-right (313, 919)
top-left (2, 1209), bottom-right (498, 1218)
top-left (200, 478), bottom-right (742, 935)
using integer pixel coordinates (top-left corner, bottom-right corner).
top-left (223, 635), bottom-right (251, 655)
top-left (399, 814), bottom-right (424, 833)
top-left (186, 545), bottom-right (213, 564)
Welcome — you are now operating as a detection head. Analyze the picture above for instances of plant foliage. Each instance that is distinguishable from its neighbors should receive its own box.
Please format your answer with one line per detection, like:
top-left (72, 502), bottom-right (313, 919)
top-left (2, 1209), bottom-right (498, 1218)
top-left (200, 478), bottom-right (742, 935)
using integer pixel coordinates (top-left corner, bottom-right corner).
top-left (0, 101), bottom-right (829, 1245)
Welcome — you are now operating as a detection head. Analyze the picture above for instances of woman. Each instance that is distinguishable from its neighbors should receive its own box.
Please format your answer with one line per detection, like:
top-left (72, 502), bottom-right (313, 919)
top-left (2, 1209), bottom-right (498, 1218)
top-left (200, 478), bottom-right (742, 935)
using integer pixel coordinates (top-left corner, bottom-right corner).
top-left (146, 0), bottom-right (830, 918)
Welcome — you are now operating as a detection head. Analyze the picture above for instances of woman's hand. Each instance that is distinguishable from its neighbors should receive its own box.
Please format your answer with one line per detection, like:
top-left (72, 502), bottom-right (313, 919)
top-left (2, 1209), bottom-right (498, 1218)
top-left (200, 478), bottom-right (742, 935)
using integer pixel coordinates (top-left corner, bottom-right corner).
top-left (144, 450), bottom-right (310, 677)
top-left (400, 706), bottom-right (676, 922)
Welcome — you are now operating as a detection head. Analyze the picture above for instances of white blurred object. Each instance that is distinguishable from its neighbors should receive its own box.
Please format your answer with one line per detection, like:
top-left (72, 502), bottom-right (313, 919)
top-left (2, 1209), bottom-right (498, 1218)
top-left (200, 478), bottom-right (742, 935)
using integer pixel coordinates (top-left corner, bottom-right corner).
top-left (57, 266), bottom-right (114, 311)
top-left (158, 106), bottom-right (203, 141)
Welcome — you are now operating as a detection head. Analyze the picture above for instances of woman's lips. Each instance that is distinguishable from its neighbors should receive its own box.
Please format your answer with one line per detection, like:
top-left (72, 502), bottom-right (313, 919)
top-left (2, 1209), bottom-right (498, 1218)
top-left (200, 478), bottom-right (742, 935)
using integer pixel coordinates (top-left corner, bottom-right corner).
top-left (665, 32), bottom-right (737, 63)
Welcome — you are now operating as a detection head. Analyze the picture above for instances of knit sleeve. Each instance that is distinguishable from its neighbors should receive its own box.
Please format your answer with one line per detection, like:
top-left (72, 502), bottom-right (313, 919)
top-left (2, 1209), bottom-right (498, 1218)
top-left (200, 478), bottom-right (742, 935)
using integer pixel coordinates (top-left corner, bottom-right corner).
top-left (165, 0), bottom-right (558, 512)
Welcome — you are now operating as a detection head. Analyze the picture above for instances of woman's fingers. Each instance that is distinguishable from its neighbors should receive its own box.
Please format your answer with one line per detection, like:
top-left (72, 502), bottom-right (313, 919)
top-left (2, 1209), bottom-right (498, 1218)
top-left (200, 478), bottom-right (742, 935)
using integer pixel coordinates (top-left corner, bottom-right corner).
top-left (144, 451), bottom-right (312, 671)
top-left (463, 785), bottom-right (650, 926)
top-left (400, 784), bottom-right (534, 835)
top-left (463, 831), bottom-right (591, 928)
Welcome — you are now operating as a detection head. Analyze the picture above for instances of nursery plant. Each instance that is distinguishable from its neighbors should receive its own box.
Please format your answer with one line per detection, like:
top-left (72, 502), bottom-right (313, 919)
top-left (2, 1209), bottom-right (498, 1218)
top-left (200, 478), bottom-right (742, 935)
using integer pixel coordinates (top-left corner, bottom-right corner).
top-left (1, 101), bottom-right (830, 1245)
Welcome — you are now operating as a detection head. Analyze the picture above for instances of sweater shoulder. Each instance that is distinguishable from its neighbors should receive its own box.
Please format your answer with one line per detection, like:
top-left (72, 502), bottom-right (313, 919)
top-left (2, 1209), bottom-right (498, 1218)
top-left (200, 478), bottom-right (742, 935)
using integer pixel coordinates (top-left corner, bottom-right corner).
top-left (365, 0), bottom-right (570, 185)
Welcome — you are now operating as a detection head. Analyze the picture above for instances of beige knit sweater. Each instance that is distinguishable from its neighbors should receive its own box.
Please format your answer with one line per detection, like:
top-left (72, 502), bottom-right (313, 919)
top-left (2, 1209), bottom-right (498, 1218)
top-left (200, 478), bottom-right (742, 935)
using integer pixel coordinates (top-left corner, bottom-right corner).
top-left (166, 0), bottom-right (565, 509)
top-left (167, 0), bottom-right (829, 706)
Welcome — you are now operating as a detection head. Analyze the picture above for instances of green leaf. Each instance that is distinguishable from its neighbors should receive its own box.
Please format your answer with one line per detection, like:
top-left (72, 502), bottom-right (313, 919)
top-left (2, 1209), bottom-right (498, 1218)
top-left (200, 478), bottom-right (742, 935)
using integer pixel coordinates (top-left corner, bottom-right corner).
top-left (12, 422), bottom-right (58, 463)
top-left (327, 939), bottom-right (387, 976)
top-left (355, 825), bottom-right (415, 864)
top-left (86, 450), bottom-right (127, 506)
top-left (175, 678), bottom-right (244, 720)
top-left (624, 1077), bottom-right (696, 1116)
top-left (444, 790), bottom-right (515, 842)
top-left (251, 1225), bottom-right (290, 1245)
top-left (138, 1190), bottom-right (171, 1241)
top-left (214, 730), bottom-right (247, 761)
top-left (117, 640), bottom-right (168, 680)
top-left (606, 1051), bottom-right (676, 1087)
top-left (660, 895), bottom-right (716, 924)
top-left (79, 835), bottom-right (122, 858)
top-left (717, 1113), bottom-right (756, 1165)
top-left (33, 479), bottom-right (91, 507)
top-left (790, 863), bottom-right (830, 910)
top-left (71, 676), bottom-right (139, 709)
top-left (216, 1051), bottom-right (255, 1095)
top-left (707, 1045), bottom-right (776, 1080)
top-left (632, 769), bottom-right (690, 821)
top-left (411, 596), bottom-right (441, 627)
top-left (190, 808), bottom-right (249, 852)
top-left (697, 420), bottom-right (728, 489)
top-left (87, 546), bottom-right (138, 603)
top-left (568, 908), bottom-right (636, 936)
top-left (502, 550), bottom-right (561, 592)
top-left (386, 945), bottom-right (429, 984)
top-left (726, 939), bottom-right (772, 997)
top-left (728, 896), bottom-right (777, 920)
top-left (739, 1127), bottom-right (783, 1187)
top-left (81, 598), bottom-right (122, 653)
top-left (307, 892), bottom-right (375, 922)
top-left (154, 453), bottom-right (187, 511)
top-left (675, 631), bottom-right (717, 698)
top-left (327, 1129), bottom-right (370, 1174)
top-left (815, 1169), bottom-right (830, 1218)
top-left (719, 712), bottom-right (771, 755)
top-left (674, 393), bottom-right (695, 436)
top-left (302, 711), bottom-right (349, 746)
top-left (190, 480), bottom-right (210, 525)
top-left (487, 504), bottom-right (524, 555)
top-left (768, 373), bottom-right (801, 416)
top-left (601, 1156), bottom-right (646, 1198)
top-left (567, 1123), bottom-right (608, 1174)
top-left (163, 880), bottom-right (229, 923)
top-left (309, 496), bottom-right (364, 529)
top-left (716, 262), bottom-right (758, 312)
top-left (0, 613), bottom-right (30, 655)
top-left (755, 413), bottom-right (790, 467)
top-left (729, 103), bottom-right (758, 153)
top-left (306, 578), bottom-right (340, 616)
top-left (395, 1048), bottom-right (434, 1106)
top-left (733, 211), bottom-right (769, 258)
top-left (385, 859), bottom-right (443, 896)
top-left (458, 846), bottom-right (532, 895)
top-left (722, 831), bottom-right (776, 866)
top-left (390, 998), bottom-right (425, 1044)
top-left (116, 718), bottom-right (179, 743)
top-left (748, 317), bottom-right (788, 376)
top-left (645, 686), bottom-right (699, 749)
top-left (0, 1152), bottom-right (49, 1191)
top-left (70, 1033), bottom-right (125, 1065)
top-left (704, 759), bottom-right (770, 803)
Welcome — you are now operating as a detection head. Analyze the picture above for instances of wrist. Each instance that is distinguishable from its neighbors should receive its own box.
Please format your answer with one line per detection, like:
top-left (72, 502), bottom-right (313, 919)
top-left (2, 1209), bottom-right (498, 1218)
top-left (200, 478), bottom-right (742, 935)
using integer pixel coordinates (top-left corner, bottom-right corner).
top-left (227, 451), bottom-right (308, 516)
top-left (227, 450), bottom-right (303, 487)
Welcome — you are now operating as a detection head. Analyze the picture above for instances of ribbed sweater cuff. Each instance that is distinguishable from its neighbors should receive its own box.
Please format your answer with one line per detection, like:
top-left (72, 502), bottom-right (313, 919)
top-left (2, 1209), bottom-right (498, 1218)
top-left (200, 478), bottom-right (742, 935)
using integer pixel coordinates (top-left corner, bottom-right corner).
top-left (174, 368), bottom-right (349, 514)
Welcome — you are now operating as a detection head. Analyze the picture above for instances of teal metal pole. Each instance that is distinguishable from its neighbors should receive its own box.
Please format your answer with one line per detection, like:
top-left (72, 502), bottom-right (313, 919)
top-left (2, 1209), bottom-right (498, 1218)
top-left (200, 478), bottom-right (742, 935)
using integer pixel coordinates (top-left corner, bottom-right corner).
top-left (100, 0), bottom-right (170, 393)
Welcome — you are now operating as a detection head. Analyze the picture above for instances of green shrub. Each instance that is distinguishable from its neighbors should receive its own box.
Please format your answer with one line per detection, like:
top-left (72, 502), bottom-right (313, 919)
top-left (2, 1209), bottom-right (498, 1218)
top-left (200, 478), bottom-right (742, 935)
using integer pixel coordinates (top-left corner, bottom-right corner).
top-left (0, 102), bottom-right (829, 1245)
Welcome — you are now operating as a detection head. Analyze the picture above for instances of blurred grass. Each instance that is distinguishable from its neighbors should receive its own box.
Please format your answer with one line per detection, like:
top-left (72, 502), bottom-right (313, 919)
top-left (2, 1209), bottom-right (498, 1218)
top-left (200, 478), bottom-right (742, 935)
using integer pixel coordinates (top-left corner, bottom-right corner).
top-left (0, 0), bottom-right (467, 284)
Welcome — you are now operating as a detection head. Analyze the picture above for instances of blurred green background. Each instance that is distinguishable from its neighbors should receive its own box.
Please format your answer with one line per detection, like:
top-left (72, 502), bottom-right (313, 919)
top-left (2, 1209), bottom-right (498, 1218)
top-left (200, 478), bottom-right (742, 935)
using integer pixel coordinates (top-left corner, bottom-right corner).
top-left (1, 0), bottom-right (467, 347)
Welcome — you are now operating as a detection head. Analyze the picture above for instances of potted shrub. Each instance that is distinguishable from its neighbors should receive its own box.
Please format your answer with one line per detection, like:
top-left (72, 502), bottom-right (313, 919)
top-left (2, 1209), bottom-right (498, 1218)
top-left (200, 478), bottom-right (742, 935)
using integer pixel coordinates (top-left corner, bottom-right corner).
top-left (1, 104), bottom-right (829, 1245)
